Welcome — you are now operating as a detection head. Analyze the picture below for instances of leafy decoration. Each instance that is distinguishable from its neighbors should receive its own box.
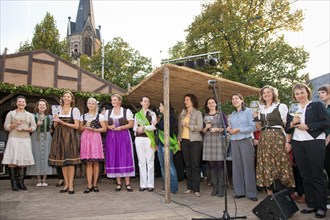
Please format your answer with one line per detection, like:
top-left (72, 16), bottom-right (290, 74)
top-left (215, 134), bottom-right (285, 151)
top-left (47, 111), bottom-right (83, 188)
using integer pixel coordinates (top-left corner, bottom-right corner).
top-left (0, 82), bottom-right (116, 101)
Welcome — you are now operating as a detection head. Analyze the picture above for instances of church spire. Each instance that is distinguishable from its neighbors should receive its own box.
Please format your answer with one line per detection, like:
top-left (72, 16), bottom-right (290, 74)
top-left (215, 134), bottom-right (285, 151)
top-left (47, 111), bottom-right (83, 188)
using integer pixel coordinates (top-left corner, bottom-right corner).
top-left (67, 0), bottom-right (101, 58)
top-left (75, 0), bottom-right (96, 34)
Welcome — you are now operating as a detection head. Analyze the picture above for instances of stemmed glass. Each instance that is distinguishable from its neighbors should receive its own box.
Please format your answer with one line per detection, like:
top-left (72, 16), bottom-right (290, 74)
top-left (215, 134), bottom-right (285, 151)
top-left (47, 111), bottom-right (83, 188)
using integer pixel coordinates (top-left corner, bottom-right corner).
top-left (289, 103), bottom-right (303, 117)
top-left (204, 115), bottom-right (213, 131)
top-left (84, 114), bottom-right (94, 128)
top-left (289, 103), bottom-right (302, 123)
top-left (52, 105), bottom-right (61, 117)
top-left (250, 101), bottom-right (260, 122)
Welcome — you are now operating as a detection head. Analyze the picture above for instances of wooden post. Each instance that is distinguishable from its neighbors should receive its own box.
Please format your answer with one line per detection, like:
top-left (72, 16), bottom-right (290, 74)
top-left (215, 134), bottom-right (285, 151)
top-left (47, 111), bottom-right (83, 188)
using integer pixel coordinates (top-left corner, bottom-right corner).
top-left (163, 66), bottom-right (171, 203)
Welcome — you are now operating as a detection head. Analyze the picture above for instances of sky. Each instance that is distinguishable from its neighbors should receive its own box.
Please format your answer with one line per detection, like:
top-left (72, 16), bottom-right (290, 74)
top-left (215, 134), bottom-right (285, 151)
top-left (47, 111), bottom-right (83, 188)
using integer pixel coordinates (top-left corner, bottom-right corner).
top-left (0, 0), bottom-right (329, 80)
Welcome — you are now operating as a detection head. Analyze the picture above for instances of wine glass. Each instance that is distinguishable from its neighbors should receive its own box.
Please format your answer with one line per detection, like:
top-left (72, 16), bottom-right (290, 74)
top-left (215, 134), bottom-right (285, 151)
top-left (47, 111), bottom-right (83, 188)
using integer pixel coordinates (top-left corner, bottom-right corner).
top-left (250, 101), bottom-right (260, 113)
top-left (52, 105), bottom-right (60, 117)
top-left (289, 103), bottom-right (302, 117)
top-left (37, 115), bottom-right (45, 125)
top-left (250, 101), bottom-right (260, 122)
top-left (204, 115), bottom-right (213, 131)
top-left (84, 114), bottom-right (94, 128)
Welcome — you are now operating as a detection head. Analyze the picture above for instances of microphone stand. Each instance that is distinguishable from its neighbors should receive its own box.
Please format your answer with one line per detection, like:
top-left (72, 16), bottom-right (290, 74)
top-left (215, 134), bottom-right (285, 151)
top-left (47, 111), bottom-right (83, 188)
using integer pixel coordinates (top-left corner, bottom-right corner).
top-left (193, 81), bottom-right (246, 220)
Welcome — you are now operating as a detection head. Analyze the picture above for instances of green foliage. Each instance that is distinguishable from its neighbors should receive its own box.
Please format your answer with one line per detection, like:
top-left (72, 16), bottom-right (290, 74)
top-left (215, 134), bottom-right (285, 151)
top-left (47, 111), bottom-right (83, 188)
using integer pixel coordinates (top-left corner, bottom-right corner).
top-left (17, 12), bottom-right (68, 58)
top-left (80, 37), bottom-right (153, 89)
top-left (167, 0), bottom-right (308, 105)
top-left (0, 82), bottom-right (113, 101)
top-left (18, 40), bottom-right (33, 53)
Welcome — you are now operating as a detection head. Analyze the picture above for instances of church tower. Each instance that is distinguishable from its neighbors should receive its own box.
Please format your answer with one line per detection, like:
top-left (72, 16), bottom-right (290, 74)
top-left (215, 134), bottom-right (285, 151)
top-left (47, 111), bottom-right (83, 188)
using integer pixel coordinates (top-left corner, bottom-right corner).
top-left (67, 0), bottom-right (101, 58)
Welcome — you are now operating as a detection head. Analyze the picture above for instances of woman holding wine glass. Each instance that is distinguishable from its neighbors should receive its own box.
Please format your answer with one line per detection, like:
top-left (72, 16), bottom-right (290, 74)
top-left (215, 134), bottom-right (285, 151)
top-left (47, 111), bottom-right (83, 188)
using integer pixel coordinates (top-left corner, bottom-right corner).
top-left (27, 99), bottom-right (54, 187)
top-left (2, 96), bottom-right (36, 191)
top-left (286, 83), bottom-right (329, 218)
top-left (48, 91), bottom-right (81, 194)
top-left (79, 98), bottom-right (107, 193)
top-left (228, 93), bottom-right (258, 201)
top-left (202, 97), bottom-right (228, 197)
top-left (255, 85), bottom-right (294, 195)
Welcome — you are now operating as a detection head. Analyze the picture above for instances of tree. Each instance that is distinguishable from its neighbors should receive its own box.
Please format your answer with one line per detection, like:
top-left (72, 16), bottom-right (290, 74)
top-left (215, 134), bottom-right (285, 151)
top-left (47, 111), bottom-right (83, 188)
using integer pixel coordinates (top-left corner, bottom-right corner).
top-left (81, 37), bottom-right (153, 89)
top-left (168, 0), bottom-right (309, 104)
top-left (18, 12), bottom-right (69, 60)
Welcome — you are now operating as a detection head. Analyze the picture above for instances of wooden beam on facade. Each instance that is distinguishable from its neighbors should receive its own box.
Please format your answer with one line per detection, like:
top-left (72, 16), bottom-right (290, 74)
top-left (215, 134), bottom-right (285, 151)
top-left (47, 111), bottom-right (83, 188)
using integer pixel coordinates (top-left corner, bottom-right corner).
top-left (0, 94), bottom-right (15, 106)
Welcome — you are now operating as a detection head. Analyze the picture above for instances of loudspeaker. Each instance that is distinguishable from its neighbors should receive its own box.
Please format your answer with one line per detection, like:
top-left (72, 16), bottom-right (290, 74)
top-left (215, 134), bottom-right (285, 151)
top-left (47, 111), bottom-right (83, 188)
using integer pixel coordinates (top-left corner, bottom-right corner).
top-left (252, 189), bottom-right (299, 220)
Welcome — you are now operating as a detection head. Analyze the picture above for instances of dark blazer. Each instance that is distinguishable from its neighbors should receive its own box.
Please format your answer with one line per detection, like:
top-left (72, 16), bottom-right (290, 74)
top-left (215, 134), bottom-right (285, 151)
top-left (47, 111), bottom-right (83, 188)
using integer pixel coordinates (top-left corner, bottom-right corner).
top-left (285, 101), bottom-right (330, 139)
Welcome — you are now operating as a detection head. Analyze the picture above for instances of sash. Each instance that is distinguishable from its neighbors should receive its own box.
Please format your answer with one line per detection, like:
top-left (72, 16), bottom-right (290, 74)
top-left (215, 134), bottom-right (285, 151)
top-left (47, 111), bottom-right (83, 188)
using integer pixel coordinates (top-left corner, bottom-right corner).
top-left (136, 110), bottom-right (156, 149)
top-left (158, 130), bottom-right (179, 154)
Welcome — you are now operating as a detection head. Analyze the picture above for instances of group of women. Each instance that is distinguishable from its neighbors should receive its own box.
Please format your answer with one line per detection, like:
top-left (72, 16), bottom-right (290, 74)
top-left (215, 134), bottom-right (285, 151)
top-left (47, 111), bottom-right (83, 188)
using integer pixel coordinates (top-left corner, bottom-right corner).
top-left (1, 83), bottom-right (329, 218)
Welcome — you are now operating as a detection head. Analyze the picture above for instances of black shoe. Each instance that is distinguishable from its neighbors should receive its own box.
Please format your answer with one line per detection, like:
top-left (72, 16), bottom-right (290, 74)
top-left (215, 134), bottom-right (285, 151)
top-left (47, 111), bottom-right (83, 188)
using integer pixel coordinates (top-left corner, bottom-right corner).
top-left (139, 187), bottom-right (146, 192)
top-left (300, 208), bottom-right (316, 214)
top-left (83, 188), bottom-right (91, 194)
top-left (147, 188), bottom-right (154, 192)
top-left (233, 195), bottom-right (245, 199)
top-left (115, 184), bottom-right (122, 191)
top-left (59, 188), bottom-right (68, 193)
top-left (315, 210), bottom-right (326, 218)
top-left (93, 187), bottom-right (99, 192)
top-left (125, 184), bottom-right (133, 192)
top-left (69, 190), bottom-right (74, 195)
top-left (249, 197), bottom-right (258, 202)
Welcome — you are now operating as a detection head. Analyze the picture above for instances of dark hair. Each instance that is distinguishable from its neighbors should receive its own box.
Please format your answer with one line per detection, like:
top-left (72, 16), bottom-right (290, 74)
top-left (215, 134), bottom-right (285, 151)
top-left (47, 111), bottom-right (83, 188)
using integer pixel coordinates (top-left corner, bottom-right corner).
top-left (292, 83), bottom-right (312, 102)
top-left (231, 93), bottom-right (246, 111)
top-left (34, 98), bottom-right (50, 114)
top-left (204, 97), bottom-right (218, 114)
top-left (16, 95), bottom-right (26, 102)
top-left (140, 96), bottom-right (150, 102)
top-left (160, 101), bottom-right (175, 116)
top-left (318, 85), bottom-right (330, 94)
top-left (184, 93), bottom-right (198, 109)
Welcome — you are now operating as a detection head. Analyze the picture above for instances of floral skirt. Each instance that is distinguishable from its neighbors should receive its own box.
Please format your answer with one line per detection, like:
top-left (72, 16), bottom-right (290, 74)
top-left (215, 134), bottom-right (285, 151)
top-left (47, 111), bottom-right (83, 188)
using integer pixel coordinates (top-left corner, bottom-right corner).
top-left (256, 129), bottom-right (295, 188)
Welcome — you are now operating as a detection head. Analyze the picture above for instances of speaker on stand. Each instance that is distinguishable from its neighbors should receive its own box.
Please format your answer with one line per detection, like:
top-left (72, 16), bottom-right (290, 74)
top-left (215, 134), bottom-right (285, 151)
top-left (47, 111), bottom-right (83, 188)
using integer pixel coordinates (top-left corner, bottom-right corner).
top-left (252, 189), bottom-right (299, 220)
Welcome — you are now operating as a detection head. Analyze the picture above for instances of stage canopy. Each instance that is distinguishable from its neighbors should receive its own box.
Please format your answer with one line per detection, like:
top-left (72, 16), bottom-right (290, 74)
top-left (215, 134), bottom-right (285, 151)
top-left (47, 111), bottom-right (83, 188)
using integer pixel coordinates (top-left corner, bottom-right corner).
top-left (126, 64), bottom-right (260, 111)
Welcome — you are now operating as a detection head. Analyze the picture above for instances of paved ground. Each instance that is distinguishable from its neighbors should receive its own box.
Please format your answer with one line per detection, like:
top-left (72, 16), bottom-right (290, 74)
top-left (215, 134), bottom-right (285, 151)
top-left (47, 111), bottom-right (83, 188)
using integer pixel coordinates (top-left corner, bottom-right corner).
top-left (0, 176), bottom-right (328, 220)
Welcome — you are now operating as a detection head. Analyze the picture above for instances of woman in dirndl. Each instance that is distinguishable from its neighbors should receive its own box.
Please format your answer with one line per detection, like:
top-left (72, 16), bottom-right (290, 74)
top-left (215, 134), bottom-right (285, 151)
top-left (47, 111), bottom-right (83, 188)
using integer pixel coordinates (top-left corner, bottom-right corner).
top-left (104, 94), bottom-right (135, 192)
top-left (79, 97), bottom-right (106, 193)
top-left (27, 98), bottom-right (54, 187)
top-left (49, 91), bottom-right (81, 194)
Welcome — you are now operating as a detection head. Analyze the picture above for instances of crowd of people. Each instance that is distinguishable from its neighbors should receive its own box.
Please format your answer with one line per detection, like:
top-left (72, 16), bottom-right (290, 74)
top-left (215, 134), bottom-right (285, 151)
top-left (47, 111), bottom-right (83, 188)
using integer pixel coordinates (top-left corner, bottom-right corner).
top-left (1, 83), bottom-right (329, 218)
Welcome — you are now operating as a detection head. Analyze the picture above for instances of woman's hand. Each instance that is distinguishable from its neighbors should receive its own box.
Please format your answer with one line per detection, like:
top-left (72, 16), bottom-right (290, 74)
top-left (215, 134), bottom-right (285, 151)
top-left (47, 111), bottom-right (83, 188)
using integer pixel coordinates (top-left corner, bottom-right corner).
top-left (108, 124), bottom-right (116, 130)
top-left (291, 116), bottom-right (301, 126)
top-left (227, 128), bottom-right (239, 135)
top-left (114, 126), bottom-right (123, 131)
top-left (285, 142), bottom-right (292, 153)
top-left (181, 120), bottom-right (189, 128)
top-left (295, 123), bottom-right (309, 131)
top-left (137, 126), bottom-right (144, 134)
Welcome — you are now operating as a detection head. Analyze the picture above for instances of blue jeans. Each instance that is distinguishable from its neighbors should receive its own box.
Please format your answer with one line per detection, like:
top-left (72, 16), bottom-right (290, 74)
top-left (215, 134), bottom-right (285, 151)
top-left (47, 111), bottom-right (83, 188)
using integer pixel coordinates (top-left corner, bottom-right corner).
top-left (157, 144), bottom-right (178, 193)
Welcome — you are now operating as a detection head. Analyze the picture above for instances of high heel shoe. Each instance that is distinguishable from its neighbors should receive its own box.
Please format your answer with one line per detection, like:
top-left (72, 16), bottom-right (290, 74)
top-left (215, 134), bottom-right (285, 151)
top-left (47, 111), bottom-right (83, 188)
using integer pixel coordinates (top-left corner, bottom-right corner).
top-left (69, 190), bottom-right (74, 195)
top-left (59, 188), bottom-right (68, 193)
